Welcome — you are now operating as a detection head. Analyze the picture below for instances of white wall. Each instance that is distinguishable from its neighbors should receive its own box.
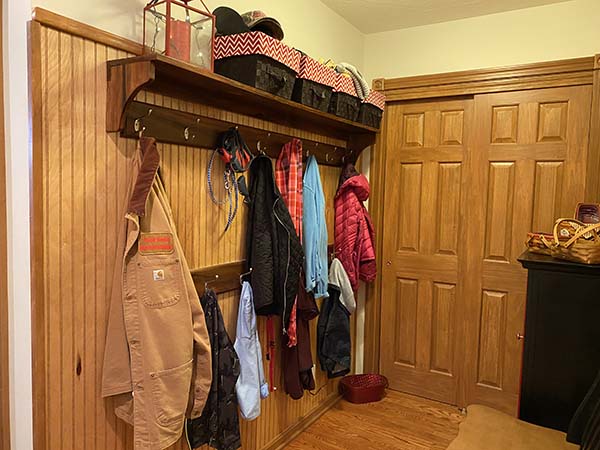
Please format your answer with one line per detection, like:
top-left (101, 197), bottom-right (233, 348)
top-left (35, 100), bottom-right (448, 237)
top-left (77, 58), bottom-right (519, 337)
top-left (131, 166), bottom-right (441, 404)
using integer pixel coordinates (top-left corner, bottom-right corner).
top-left (364, 0), bottom-right (600, 81)
top-left (32, 0), bottom-right (366, 69)
top-left (3, 0), bottom-right (34, 449)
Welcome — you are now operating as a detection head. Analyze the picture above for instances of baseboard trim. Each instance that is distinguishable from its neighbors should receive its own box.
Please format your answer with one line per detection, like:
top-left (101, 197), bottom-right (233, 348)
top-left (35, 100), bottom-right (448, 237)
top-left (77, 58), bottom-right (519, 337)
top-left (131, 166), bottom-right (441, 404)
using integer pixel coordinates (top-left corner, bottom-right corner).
top-left (262, 394), bottom-right (342, 450)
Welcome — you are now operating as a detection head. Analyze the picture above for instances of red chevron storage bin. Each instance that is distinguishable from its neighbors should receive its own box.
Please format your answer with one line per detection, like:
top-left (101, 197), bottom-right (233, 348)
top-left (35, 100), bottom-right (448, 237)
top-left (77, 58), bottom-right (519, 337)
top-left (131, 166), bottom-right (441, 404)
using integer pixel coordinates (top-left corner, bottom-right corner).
top-left (214, 31), bottom-right (301, 99)
top-left (329, 73), bottom-right (361, 121)
top-left (292, 54), bottom-right (337, 112)
top-left (358, 90), bottom-right (386, 128)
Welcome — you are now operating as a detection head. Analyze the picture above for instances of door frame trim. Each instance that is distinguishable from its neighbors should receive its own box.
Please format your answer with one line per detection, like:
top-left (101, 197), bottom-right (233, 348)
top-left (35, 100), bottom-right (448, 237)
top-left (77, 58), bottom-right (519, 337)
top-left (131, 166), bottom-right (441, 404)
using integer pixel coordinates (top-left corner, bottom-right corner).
top-left (0, 0), bottom-right (9, 445)
top-left (373, 56), bottom-right (596, 102)
top-left (365, 55), bottom-right (600, 376)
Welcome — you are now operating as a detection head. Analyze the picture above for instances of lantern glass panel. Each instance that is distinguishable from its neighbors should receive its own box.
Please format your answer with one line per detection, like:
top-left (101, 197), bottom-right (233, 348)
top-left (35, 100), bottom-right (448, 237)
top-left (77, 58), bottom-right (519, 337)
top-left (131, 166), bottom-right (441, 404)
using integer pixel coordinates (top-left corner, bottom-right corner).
top-left (189, 13), bottom-right (213, 70)
top-left (144, 2), bottom-right (167, 55)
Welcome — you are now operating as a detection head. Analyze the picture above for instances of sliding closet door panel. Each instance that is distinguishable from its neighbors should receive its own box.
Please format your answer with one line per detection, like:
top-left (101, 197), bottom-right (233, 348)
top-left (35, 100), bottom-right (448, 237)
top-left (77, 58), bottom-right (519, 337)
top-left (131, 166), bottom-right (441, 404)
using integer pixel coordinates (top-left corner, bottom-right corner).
top-left (463, 86), bottom-right (591, 415)
top-left (380, 99), bottom-right (472, 405)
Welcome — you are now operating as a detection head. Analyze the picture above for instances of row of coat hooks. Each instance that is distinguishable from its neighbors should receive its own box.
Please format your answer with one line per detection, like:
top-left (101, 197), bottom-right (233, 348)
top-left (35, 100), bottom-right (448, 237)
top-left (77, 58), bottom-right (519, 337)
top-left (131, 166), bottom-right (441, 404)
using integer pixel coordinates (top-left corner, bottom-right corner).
top-left (193, 246), bottom-right (335, 295)
top-left (124, 101), bottom-right (357, 167)
top-left (191, 260), bottom-right (253, 295)
top-left (203, 268), bottom-right (253, 292)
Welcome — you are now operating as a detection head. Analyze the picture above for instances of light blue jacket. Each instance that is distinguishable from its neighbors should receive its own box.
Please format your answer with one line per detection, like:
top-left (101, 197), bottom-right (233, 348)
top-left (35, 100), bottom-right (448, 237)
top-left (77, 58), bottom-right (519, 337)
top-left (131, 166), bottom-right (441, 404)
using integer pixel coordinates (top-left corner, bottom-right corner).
top-left (234, 282), bottom-right (269, 420)
top-left (303, 155), bottom-right (329, 298)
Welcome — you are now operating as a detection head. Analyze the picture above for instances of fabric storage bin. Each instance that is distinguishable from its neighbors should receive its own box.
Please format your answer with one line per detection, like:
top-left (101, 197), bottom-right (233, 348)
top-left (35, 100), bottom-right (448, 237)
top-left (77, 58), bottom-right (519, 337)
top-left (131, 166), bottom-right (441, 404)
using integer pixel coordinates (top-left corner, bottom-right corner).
top-left (329, 72), bottom-right (360, 121)
top-left (214, 31), bottom-right (301, 99)
top-left (358, 90), bottom-right (386, 128)
top-left (292, 54), bottom-right (337, 112)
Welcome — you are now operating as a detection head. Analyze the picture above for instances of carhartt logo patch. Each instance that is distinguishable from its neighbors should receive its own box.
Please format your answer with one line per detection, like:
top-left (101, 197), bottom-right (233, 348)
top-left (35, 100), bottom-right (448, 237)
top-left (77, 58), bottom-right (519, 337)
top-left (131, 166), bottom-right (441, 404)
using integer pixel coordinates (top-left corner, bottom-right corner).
top-left (138, 233), bottom-right (175, 255)
top-left (153, 270), bottom-right (165, 281)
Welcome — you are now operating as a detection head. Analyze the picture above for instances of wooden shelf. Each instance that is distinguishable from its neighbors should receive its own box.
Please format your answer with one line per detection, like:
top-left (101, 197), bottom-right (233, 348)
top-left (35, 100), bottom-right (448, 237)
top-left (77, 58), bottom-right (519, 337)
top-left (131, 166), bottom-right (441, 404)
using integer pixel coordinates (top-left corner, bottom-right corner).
top-left (106, 54), bottom-right (378, 164)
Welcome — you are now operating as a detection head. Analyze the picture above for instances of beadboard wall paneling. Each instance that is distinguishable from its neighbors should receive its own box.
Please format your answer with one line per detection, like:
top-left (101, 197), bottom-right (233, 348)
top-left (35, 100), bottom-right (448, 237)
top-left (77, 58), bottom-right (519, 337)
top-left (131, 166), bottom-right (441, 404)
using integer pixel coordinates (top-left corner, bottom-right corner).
top-left (33, 22), bottom-right (351, 450)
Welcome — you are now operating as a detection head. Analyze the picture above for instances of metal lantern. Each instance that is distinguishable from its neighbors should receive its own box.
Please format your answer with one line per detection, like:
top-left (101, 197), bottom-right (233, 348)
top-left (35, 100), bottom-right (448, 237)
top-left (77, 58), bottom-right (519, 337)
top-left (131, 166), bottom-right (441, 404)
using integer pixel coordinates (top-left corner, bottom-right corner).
top-left (143, 0), bottom-right (215, 71)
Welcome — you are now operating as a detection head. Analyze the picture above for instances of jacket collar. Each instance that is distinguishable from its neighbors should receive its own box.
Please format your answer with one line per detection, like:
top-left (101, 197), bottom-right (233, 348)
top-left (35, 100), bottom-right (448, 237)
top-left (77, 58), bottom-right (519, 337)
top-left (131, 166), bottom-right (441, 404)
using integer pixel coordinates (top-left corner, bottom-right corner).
top-left (127, 137), bottom-right (160, 217)
top-left (337, 173), bottom-right (371, 202)
top-left (338, 161), bottom-right (360, 189)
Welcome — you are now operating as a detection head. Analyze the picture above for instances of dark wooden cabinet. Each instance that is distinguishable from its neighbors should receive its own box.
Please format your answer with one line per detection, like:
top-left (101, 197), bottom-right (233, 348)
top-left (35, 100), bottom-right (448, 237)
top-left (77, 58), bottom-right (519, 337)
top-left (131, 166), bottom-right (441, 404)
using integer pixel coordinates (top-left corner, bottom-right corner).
top-left (518, 252), bottom-right (600, 432)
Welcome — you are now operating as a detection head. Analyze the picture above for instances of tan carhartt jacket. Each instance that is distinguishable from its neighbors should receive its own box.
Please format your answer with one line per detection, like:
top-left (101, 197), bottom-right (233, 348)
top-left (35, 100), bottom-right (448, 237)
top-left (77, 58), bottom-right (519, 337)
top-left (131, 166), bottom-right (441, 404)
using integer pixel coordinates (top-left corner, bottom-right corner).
top-left (101, 137), bottom-right (212, 450)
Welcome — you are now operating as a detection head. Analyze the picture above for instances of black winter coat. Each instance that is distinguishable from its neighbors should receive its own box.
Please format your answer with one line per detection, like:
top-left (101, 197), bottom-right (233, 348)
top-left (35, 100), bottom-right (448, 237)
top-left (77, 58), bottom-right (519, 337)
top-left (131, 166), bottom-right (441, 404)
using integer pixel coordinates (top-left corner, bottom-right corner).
top-left (317, 284), bottom-right (351, 379)
top-left (245, 156), bottom-right (303, 329)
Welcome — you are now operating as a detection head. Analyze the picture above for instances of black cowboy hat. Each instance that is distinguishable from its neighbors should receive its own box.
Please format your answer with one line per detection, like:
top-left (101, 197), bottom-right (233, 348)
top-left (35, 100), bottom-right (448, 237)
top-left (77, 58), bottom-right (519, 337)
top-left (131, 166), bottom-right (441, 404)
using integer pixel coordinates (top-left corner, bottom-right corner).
top-left (212, 6), bottom-right (250, 36)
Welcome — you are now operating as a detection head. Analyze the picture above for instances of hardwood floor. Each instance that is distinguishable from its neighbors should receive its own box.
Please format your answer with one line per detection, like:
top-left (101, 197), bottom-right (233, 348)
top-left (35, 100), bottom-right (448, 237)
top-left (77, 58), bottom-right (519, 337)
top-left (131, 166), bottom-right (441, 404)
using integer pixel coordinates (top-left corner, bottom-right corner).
top-left (287, 390), bottom-right (463, 450)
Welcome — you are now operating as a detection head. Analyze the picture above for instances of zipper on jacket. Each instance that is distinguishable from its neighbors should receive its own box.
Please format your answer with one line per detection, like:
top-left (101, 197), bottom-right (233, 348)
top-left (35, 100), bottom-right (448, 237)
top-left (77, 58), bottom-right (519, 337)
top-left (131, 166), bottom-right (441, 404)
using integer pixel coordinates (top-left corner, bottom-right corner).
top-left (273, 198), bottom-right (291, 335)
top-left (184, 421), bottom-right (192, 450)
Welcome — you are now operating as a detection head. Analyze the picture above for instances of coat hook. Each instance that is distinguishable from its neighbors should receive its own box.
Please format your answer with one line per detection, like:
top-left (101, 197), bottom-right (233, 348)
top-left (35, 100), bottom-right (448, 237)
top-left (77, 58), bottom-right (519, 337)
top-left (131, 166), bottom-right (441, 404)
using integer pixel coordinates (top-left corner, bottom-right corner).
top-left (240, 267), bottom-right (253, 285)
top-left (205, 274), bottom-right (219, 291)
top-left (184, 117), bottom-right (200, 141)
top-left (257, 140), bottom-right (266, 155)
top-left (134, 108), bottom-right (153, 135)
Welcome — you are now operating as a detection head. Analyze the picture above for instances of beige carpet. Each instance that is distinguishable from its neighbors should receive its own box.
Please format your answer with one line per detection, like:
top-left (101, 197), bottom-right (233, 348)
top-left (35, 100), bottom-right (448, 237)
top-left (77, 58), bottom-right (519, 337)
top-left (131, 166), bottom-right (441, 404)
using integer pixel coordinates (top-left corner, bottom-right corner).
top-left (447, 405), bottom-right (579, 450)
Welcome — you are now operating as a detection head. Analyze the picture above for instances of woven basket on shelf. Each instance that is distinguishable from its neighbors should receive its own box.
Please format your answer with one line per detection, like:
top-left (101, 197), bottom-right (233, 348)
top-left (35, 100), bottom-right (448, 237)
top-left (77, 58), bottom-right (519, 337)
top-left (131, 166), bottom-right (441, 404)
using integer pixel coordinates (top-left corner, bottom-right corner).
top-left (525, 232), bottom-right (555, 255)
top-left (550, 218), bottom-right (600, 264)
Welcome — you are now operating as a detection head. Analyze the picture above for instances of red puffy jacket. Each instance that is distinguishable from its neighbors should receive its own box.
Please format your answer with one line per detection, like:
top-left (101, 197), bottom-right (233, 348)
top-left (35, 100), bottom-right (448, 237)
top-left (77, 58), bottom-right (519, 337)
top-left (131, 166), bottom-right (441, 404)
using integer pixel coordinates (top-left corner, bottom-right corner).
top-left (334, 167), bottom-right (376, 292)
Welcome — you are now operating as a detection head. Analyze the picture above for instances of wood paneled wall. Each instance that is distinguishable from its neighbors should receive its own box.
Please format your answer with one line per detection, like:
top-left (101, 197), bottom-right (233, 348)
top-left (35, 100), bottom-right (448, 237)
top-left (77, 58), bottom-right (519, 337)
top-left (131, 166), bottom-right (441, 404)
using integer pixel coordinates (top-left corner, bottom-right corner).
top-left (31, 18), bottom-right (351, 450)
top-left (0, 2), bottom-right (10, 449)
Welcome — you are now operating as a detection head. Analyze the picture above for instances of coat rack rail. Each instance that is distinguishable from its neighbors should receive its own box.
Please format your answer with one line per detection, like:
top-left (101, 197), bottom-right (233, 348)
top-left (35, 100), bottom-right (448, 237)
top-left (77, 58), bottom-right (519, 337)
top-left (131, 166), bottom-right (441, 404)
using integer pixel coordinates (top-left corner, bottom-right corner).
top-left (124, 101), bottom-right (353, 166)
top-left (191, 260), bottom-right (247, 295)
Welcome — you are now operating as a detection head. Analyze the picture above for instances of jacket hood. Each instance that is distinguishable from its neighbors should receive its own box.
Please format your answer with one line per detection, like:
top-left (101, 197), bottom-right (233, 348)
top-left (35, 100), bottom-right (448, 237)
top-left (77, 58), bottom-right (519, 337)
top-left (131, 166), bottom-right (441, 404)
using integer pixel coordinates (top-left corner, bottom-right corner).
top-left (337, 173), bottom-right (370, 201)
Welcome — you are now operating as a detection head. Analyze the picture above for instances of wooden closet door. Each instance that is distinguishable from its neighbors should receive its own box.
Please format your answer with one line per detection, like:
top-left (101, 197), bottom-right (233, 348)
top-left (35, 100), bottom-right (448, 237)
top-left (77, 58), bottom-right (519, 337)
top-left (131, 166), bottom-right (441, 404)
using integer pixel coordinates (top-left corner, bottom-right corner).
top-left (380, 99), bottom-right (472, 405)
top-left (462, 86), bottom-right (592, 415)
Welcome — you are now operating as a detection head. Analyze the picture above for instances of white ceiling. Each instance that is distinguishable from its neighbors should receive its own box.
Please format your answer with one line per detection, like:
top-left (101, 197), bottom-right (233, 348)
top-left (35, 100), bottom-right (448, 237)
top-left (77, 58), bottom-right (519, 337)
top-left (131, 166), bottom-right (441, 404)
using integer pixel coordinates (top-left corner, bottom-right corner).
top-left (320, 0), bottom-right (571, 33)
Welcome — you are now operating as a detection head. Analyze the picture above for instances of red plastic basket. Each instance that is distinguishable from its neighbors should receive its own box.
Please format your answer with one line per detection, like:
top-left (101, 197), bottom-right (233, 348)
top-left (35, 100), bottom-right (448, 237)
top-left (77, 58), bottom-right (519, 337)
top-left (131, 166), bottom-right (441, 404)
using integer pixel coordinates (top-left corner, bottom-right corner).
top-left (339, 374), bottom-right (388, 404)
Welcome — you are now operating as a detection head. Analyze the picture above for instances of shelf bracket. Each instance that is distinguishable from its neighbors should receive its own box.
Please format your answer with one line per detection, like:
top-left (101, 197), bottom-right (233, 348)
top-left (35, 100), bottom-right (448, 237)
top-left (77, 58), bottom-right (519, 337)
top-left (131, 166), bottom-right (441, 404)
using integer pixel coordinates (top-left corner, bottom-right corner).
top-left (106, 58), bottom-right (155, 132)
